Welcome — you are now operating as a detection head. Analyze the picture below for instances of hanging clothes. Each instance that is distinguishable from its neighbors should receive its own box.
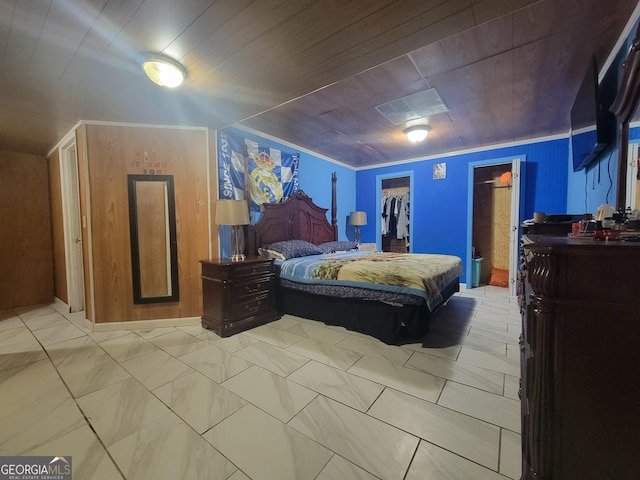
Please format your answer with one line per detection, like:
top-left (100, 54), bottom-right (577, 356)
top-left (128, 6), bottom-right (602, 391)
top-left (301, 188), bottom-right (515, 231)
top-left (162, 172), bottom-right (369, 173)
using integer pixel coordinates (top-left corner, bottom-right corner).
top-left (396, 193), bottom-right (410, 240)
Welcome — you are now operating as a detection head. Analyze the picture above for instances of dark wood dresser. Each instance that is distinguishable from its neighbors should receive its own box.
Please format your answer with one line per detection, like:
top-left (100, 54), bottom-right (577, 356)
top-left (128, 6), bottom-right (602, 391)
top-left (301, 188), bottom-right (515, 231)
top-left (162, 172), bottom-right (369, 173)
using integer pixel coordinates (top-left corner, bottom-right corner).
top-left (200, 256), bottom-right (280, 337)
top-left (519, 235), bottom-right (640, 480)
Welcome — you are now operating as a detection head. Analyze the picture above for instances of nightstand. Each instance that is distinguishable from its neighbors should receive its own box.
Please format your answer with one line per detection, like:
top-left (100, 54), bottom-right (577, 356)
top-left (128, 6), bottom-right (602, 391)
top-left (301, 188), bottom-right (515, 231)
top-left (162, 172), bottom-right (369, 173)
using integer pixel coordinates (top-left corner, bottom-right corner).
top-left (200, 257), bottom-right (280, 337)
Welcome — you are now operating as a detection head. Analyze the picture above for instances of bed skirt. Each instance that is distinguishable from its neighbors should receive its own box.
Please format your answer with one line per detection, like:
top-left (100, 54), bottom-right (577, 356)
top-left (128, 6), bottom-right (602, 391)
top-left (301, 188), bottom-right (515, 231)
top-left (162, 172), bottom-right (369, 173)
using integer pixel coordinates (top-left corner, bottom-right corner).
top-left (275, 278), bottom-right (459, 345)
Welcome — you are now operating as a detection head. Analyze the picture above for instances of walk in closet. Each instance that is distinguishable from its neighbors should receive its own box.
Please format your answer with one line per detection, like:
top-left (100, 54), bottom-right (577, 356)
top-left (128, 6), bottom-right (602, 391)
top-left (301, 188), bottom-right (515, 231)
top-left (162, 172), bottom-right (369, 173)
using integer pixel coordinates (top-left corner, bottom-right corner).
top-left (381, 176), bottom-right (410, 253)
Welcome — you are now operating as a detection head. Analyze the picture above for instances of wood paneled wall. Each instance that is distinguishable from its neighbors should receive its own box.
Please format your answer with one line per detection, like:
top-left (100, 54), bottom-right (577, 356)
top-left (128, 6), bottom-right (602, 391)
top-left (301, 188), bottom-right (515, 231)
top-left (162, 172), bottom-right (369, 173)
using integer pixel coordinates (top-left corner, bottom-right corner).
top-left (0, 152), bottom-right (53, 308)
top-left (82, 125), bottom-right (210, 323)
top-left (47, 148), bottom-right (68, 303)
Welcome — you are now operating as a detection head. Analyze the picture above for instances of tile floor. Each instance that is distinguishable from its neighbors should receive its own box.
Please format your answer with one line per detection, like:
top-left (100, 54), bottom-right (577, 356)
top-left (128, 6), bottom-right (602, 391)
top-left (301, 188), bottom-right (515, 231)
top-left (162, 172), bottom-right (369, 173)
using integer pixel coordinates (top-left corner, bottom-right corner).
top-left (0, 285), bottom-right (521, 480)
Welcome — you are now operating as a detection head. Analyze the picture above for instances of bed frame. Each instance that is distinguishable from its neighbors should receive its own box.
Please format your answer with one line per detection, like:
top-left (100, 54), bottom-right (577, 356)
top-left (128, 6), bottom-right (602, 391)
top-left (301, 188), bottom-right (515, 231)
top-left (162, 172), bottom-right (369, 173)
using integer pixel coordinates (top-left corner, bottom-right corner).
top-left (246, 174), bottom-right (459, 344)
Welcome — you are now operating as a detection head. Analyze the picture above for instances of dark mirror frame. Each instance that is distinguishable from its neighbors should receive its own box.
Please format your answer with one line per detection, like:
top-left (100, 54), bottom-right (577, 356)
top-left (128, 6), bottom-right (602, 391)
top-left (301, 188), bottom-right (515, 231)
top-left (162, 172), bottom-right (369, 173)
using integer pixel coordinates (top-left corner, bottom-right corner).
top-left (127, 174), bottom-right (179, 304)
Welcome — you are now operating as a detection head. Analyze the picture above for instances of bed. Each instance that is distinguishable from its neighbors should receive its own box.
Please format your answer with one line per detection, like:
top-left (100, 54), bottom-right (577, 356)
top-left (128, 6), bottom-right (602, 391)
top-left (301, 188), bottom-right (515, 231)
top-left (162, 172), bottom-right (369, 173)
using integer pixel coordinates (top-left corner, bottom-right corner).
top-left (246, 182), bottom-right (462, 345)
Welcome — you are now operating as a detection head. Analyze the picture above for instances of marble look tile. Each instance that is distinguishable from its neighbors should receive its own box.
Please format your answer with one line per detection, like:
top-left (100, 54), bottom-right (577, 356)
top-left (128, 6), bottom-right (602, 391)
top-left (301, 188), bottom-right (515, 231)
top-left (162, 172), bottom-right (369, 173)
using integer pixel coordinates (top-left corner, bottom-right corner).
top-left (500, 429), bottom-right (522, 479)
top-left (196, 329), bottom-right (223, 343)
top-left (288, 361), bottom-right (383, 412)
top-left (438, 381), bottom-right (521, 433)
top-left (207, 333), bottom-right (258, 353)
top-left (153, 371), bottom-right (246, 433)
top-left (45, 335), bottom-right (105, 367)
top-left (286, 321), bottom-right (350, 345)
top-left (76, 377), bottom-right (171, 446)
top-left (57, 352), bottom-right (132, 398)
top-left (475, 309), bottom-right (521, 326)
top-left (504, 374), bottom-right (520, 400)
top-left (148, 330), bottom-right (209, 356)
top-left (316, 455), bottom-right (379, 480)
top-left (222, 365), bottom-right (316, 422)
top-left (428, 305), bottom-right (476, 335)
top-left (287, 337), bottom-right (362, 370)
top-left (0, 338), bottom-right (47, 371)
top-left (109, 415), bottom-right (236, 480)
top-left (270, 314), bottom-right (302, 330)
top-left (243, 324), bottom-right (305, 348)
top-left (134, 326), bottom-right (176, 339)
top-left (24, 425), bottom-right (123, 480)
top-left (469, 325), bottom-right (520, 345)
top-left (406, 440), bottom-right (509, 480)
top-left (88, 330), bottom-right (130, 343)
top-left (0, 325), bottom-right (35, 348)
top-left (406, 351), bottom-right (504, 394)
top-left (176, 324), bottom-right (209, 336)
top-left (457, 347), bottom-right (520, 377)
top-left (336, 335), bottom-right (411, 365)
top-left (0, 326), bottom-right (46, 371)
top-left (205, 404), bottom-right (332, 480)
top-left (368, 388), bottom-right (500, 470)
top-left (178, 344), bottom-right (252, 383)
top-left (121, 348), bottom-right (194, 390)
top-left (290, 396), bottom-right (418, 480)
top-left (30, 322), bottom-right (87, 346)
top-left (99, 332), bottom-right (158, 362)
top-left (234, 341), bottom-right (309, 376)
top-left (506, 345), bottom-right (519, 361)
top-left (18, 306), bottom-right (68, 331)
top-left (228, 471), bottom-right (251, 480)
top-left (402, 333), bottom-right (462, 360)
top-left (348, 354), bottom-right (445, 403)
top-left (0, 361), bottom-right (86, 455)
top-left (0, 311), bottom-right (23, 331)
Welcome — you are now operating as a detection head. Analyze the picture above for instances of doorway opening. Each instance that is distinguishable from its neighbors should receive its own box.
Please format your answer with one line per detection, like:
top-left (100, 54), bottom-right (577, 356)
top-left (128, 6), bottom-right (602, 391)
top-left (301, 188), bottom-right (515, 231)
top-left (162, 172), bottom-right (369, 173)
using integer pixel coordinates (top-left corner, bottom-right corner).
top-left (376, 171), bottom-right (414, 253)
top-left (467, 157), bottom-right (524, 296)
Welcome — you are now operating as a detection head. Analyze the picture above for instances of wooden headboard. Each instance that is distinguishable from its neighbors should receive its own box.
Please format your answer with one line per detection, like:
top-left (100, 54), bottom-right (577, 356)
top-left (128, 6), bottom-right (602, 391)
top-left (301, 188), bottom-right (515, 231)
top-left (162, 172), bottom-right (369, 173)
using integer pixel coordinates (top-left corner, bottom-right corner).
top-left (247, 174), bottom-right (338, 255)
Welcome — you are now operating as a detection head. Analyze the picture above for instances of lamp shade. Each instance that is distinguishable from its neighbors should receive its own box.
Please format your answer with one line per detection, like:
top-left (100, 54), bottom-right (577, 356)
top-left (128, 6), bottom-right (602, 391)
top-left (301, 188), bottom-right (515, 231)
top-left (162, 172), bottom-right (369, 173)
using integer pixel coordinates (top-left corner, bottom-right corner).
top-left (349, 211), bottom-right (367, 226)
top-left (215, 200), bottom-right (250, 225)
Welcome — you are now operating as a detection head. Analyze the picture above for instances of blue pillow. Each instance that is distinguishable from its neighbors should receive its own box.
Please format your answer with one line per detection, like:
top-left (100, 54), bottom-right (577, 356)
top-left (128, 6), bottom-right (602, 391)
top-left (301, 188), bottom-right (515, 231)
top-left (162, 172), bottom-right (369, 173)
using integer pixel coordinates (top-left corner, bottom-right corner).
top-left (261, 240), bottom-right (323, 259)
top-left (318, 241), bottom-right (358, 254)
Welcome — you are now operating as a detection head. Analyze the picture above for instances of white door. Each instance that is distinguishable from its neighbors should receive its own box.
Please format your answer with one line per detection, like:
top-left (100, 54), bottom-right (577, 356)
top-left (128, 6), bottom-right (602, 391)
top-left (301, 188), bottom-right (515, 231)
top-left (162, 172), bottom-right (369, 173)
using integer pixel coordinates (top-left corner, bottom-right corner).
top-left (61, 141), bottom-right (85, 312)
top-left (508, 158), bottom-right (522, 297)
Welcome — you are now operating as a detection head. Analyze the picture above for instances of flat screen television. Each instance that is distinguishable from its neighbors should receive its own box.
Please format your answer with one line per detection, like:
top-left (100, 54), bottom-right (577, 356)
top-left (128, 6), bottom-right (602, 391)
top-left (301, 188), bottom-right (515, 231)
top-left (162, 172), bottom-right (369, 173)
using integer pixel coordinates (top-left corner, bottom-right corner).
top-left (570, 57), bottom-right (617, 172)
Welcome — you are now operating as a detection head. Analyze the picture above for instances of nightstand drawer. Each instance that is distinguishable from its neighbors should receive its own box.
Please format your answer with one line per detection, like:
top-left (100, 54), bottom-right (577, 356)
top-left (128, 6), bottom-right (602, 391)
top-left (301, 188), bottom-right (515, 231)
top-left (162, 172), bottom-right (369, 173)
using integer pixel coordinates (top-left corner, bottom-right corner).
top-left (230, 261), bottom-right (273, 279)
top-left (232, 293), bottom-right (272, 319)
top-left (232, 277), bottom-right (272, 302)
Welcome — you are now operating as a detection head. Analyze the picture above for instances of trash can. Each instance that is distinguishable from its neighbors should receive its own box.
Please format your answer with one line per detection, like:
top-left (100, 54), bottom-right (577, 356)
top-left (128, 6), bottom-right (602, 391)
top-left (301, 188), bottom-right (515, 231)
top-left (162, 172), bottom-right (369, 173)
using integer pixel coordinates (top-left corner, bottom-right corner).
top-left (472, 257), bottom-right (483, 287)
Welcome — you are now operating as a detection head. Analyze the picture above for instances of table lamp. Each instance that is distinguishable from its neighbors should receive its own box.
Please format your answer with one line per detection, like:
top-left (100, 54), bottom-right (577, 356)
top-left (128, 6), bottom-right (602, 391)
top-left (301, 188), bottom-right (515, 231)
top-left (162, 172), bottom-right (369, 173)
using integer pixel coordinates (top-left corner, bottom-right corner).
top-left (349, 211), bottom-right (367, 244)
top-left (216, 200), bottom-right (250, 261)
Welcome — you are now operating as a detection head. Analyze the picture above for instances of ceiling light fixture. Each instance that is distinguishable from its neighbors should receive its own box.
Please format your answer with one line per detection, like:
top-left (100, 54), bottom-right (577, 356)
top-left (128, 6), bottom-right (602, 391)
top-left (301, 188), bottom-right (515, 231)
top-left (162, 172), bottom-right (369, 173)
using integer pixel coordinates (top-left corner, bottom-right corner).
top-left (404, 125), bottom-right (431, 143)
top-left (140, 53), bottom-right (186, 88)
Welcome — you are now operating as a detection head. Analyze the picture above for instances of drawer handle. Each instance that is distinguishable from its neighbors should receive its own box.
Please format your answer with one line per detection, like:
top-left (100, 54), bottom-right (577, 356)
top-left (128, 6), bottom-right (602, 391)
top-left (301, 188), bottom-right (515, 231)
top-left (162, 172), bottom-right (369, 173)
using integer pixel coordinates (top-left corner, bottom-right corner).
top-left (245, 301), bottom-right (261, 312)
top-left (245, 285), bottom-right (261, 294)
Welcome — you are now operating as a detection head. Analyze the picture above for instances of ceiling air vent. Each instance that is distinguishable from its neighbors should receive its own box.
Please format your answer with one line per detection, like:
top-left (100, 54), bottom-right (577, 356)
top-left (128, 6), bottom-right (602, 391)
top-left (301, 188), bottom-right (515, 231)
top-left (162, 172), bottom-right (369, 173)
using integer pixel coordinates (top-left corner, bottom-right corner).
top-left (375, 88), bottom-right (448, 125)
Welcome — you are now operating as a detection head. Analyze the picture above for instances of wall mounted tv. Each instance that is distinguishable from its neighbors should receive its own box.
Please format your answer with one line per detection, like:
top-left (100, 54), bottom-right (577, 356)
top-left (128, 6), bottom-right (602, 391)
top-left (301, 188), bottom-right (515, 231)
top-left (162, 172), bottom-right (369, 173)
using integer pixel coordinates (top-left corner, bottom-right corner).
top-left (570, 57), bottom-right (617, 172)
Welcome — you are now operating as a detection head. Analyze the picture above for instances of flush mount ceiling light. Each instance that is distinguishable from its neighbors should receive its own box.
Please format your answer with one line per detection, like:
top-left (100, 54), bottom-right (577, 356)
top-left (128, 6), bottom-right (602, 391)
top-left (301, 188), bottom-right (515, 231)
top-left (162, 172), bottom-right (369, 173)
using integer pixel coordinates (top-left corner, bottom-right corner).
top-left (140, 53), bottom-right (186, 88)
top-left (404, 125), bottom-right (431, 143)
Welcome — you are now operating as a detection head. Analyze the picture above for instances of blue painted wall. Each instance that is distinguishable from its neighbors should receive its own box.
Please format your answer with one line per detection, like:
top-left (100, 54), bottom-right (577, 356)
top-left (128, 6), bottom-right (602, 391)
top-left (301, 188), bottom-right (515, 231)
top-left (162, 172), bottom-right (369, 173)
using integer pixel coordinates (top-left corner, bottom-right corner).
top-left (223, 127), bottom-right (356, 240)
top-left (356, 138), bottom-right (569, 281)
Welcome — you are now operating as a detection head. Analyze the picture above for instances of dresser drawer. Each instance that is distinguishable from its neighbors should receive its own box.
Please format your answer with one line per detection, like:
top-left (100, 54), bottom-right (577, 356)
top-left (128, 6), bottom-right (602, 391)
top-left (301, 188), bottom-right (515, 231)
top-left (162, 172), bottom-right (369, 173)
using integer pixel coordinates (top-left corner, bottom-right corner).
top-left (232, 293), bottom-right (272, 320)
top-left (232, 277), bottom-right (272, 302)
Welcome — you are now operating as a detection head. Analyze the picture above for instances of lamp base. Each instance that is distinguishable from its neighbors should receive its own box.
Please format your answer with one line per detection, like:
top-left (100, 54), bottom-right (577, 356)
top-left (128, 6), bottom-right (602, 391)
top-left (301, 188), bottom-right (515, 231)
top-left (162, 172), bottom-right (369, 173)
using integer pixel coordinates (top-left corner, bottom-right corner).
top-left (230, 225), bottom-right (246, 262)
top-left (231, 253), bottom-right (246, 262)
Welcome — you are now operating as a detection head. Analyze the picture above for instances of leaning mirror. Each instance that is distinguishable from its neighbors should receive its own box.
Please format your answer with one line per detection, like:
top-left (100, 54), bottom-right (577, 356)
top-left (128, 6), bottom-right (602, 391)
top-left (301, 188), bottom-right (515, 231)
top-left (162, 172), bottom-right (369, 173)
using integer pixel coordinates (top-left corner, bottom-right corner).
top-left (127, 174), bottom-right (179, 304)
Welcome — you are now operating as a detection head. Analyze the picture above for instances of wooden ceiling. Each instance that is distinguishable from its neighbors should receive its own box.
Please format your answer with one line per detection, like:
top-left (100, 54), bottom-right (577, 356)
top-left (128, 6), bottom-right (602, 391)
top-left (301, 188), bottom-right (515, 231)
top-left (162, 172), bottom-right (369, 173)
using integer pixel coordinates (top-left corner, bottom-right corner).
top-left (0, 0), bottom-right (637, 167)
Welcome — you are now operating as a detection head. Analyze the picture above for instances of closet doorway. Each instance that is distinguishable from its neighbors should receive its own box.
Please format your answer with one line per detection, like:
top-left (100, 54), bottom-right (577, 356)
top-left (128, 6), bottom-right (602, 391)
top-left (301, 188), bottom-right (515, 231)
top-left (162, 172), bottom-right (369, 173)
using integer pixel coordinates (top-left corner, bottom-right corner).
top-left (467, 157), bottom-right (524, 296)
top-left (376, 172), bottom-right (414, 253)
